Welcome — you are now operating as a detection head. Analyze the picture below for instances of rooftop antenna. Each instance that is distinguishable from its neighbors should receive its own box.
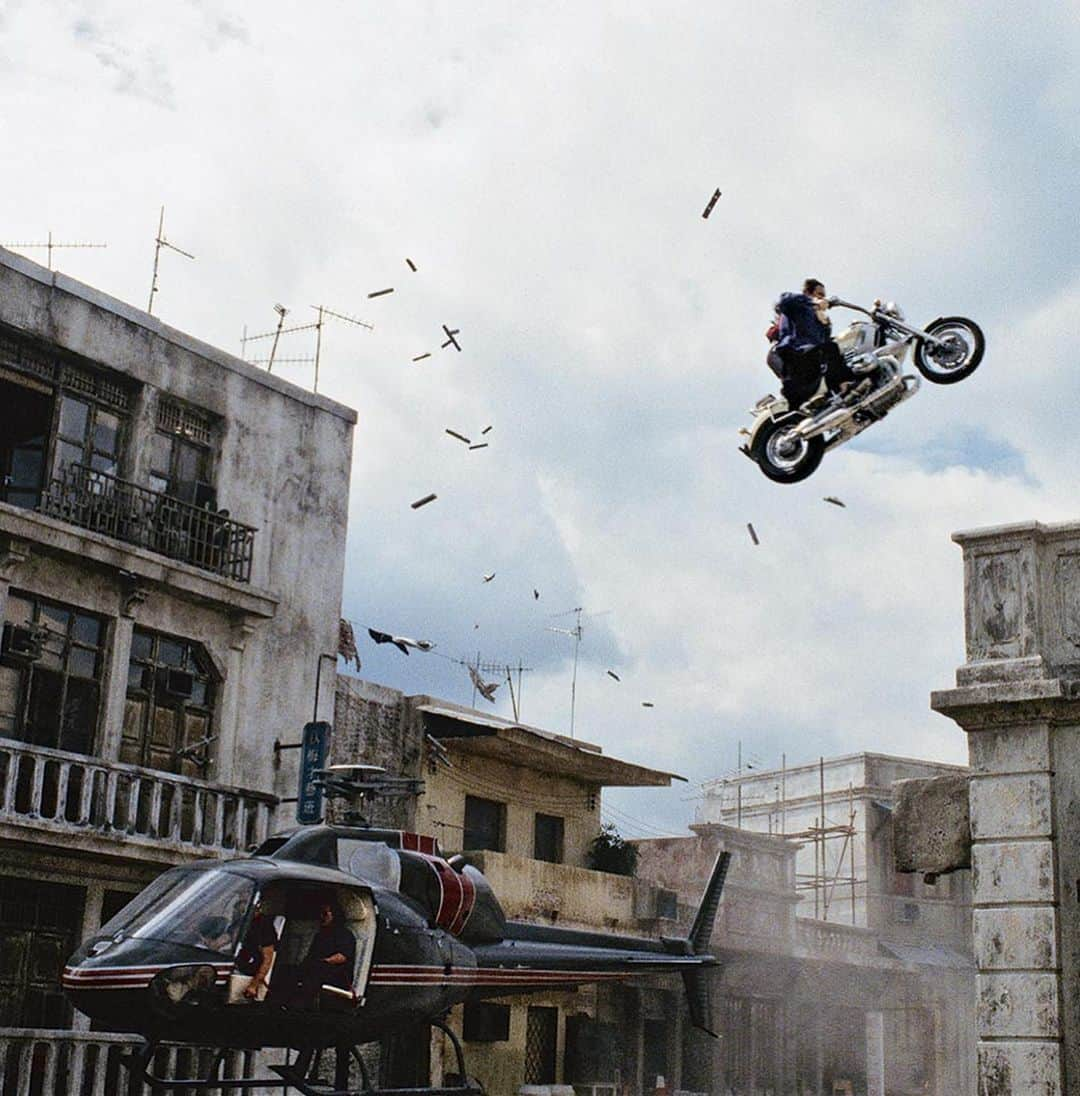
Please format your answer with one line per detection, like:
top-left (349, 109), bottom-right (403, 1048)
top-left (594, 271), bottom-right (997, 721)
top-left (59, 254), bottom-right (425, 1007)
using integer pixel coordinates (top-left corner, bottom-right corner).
top-left (2, 231), bottom-right (107, 271)
top-left (147, 206), bottom-right (194, 314)
top-left (240, 303), bottom-right (372, 391)
top-left (310, 305), bottom-right (373, 392)
top-left (547, 606), bottom-right (610, 739)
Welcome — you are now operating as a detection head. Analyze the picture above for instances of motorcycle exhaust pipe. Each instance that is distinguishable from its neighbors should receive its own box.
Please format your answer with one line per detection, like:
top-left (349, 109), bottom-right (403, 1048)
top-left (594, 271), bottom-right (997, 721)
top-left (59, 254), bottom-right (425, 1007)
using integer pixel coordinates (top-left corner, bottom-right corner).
top-left (794, 406), bottom-right (853, 439)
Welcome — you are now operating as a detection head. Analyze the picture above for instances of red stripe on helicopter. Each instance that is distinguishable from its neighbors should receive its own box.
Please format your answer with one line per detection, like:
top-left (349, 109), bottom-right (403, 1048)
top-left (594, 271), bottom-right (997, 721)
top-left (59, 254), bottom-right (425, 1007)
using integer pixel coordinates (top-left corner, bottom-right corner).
top-left (400, 832), bottom-right (439, 856)
top-left (417, 854), bottom-right (477, 936)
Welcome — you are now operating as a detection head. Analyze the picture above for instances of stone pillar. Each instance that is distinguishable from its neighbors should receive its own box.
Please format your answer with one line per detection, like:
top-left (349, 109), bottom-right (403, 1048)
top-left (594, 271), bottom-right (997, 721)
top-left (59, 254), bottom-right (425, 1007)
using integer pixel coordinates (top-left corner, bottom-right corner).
top-left (866, 1011), bottom-right (884, 1096)
top-left (930, 520), bottom-right (1080, 1095)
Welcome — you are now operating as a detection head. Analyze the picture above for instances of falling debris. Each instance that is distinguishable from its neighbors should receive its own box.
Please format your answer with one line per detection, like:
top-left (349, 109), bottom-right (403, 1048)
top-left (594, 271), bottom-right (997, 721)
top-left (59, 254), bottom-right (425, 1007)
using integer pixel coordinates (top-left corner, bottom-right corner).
top-left (481, 425), bottom-right (493, 435)
top-left (337, 618), bottom-right (361, 671)
top-left (468, 664), bottom-right (499, 703)
top-left (824, 496), bottom-right (846, 508)
top-left (441, 324), bottom-right (462, 351)
top-left (468, 443), bottom-right (489, 451)
top-left (368, 288), bottom-right (394, 298)
top-left (445, 429), bottom-right (471, 445)
top-left (533, 589), bottom-right (540, 601)
top-left (412, 352), bottom-right (432, 362)
top-left (367, 628), bottom-right (434, 655)
top-left (406, 258), bottom-right (417, 271)
top-left (641, 701), bottom-right (655, 708)
top-left (411, 493), bottom-right (437, 510)
top-left (482, 573), bottom-right (496, 583)
top-left (606, 670), bottom-right (621, 682)
top-left (747, 522), bottom-right (759, 545)
top-left (702, 188), bottom-right (722, 219)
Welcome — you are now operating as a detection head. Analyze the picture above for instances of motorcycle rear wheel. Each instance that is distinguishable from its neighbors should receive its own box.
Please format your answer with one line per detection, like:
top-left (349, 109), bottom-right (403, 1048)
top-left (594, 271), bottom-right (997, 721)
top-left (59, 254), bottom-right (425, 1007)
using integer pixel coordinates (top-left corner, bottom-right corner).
top-left (750, 413), bottom-right (825, 483)
top-left (913, 317), bottom-right (984, 384)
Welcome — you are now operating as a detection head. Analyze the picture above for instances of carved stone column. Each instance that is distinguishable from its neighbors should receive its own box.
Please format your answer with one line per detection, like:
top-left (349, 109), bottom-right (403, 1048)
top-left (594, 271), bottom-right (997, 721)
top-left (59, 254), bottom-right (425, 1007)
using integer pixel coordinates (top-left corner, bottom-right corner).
top-left (932, 521), bottom-right (1080, 1095)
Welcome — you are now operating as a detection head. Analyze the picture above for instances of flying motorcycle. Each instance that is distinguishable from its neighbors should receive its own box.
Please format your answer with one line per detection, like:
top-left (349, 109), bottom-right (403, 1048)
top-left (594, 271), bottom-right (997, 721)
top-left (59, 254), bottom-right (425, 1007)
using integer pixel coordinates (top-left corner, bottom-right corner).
top-left (63, 822), bottom-right (730, 1095)
top-left (740, 298), bottom-right (984, 483)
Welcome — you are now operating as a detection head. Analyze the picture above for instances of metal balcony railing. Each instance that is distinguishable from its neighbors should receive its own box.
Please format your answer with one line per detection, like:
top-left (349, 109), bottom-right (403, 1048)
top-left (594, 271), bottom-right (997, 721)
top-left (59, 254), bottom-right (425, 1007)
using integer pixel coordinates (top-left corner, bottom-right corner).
top-left (38, 464), bottom-right (256, 583)
top-left (0, 738), bottom-right (277, 858)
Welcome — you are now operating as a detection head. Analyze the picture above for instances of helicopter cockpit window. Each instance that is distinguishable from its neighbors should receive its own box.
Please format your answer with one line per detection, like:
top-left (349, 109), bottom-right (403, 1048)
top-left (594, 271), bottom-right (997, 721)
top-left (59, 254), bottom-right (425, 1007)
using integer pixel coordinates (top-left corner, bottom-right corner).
top-left (130, 870), bottom-right (256, 954)
top-left (96, 867), bottom-right (194, 940)
top-left (337, 838), bottom-right (401, 890)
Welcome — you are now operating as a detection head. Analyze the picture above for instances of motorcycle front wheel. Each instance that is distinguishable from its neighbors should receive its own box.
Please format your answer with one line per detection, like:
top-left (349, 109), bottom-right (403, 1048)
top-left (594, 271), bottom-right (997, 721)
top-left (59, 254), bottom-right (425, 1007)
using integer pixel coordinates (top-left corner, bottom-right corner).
top-left (913, 317), bottom-right (984, 384)
top-left (750, 413), bottom-right (825, 483)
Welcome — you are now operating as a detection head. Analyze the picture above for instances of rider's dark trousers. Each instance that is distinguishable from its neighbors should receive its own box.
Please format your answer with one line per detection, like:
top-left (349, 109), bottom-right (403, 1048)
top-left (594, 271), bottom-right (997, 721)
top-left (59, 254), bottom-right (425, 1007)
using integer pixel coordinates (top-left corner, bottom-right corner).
top-left (778, 342), bottom-right (857, 406)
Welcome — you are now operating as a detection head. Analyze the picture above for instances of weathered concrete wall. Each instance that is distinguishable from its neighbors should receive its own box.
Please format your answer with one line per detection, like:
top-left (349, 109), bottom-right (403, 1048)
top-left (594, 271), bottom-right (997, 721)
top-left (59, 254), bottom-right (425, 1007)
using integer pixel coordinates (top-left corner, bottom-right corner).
top-left (931, 520), bottom-right (1080, 1094)
top-left (0, 248), bottom-right (356, 808)
top-left (331, 676), bottom-right (419, 829)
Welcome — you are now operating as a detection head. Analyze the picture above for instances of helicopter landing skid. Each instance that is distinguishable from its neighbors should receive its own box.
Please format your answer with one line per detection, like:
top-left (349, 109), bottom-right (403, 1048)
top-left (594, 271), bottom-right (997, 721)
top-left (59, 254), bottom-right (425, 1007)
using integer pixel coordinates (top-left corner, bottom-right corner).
top-left (121, 1021), bottom-right (484, 1095)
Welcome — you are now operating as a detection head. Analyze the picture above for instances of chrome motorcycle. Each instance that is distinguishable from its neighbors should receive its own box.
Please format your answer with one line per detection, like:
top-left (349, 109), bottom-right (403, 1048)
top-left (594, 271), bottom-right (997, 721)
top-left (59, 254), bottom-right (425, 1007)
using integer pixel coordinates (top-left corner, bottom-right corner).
top-left (740, 299), bottom-right (984, 483)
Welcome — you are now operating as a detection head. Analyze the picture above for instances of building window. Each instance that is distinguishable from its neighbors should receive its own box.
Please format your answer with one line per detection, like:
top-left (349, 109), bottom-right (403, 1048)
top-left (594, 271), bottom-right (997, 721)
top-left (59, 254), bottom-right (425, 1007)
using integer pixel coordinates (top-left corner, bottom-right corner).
top-left (524, 1005), bottom-right (559, 1085)
top-left (121, 627), bottom-right (217, 777)
top-left (463, 1001), bottom-right (511, 1042)
top-left (53, 392), bottom-right (123, 481)
top-left (150, 399), bottom-right (216, 507)
top-left (463, 795), bottom-right (506, 852)
top-left (0, 877), bottom-right (84, 1028)
top-left (533, 813), bottom-right (565, 863)
top-left (0, 376), bottom-right (52, 509)
top-left (0, 592), bottom-right (105, 755)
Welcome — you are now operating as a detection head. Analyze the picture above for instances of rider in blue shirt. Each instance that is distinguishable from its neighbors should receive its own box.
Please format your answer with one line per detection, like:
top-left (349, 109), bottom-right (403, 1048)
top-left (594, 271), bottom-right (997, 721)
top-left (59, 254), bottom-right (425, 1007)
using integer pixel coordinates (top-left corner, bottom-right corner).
top-left (773, 279), bottom-right (858, 409)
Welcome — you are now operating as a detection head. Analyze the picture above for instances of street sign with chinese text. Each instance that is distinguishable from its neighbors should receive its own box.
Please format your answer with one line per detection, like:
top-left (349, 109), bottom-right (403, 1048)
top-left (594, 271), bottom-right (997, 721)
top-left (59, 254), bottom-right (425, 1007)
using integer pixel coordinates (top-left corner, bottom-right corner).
top-left (297, 721), bottom-right (330, 824)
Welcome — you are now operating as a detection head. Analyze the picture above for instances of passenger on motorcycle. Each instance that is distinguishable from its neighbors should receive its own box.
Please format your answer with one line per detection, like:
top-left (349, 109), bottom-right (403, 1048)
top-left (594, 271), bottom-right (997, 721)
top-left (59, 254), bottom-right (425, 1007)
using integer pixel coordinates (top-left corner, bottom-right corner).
top-left (772, 279), bottom-right (859, 409)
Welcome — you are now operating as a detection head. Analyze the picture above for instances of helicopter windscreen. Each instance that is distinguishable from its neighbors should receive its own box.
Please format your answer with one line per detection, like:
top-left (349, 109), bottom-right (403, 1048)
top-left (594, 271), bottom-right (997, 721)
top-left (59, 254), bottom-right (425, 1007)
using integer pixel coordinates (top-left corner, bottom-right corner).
top-left (104, 867), bottom-right (257, 954)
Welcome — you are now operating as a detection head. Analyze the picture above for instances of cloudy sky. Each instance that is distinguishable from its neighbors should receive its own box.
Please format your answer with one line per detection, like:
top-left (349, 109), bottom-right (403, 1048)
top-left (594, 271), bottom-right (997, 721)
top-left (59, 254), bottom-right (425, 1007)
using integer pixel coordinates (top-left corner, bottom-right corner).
top-left (3, 1), bottom-right (1078, 835)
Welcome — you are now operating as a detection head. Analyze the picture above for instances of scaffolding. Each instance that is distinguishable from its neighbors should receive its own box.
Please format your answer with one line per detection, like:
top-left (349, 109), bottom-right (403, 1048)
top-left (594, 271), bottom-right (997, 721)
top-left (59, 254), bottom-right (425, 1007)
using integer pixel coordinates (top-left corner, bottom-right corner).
top-left (778, 757), bottom-right (864, 924)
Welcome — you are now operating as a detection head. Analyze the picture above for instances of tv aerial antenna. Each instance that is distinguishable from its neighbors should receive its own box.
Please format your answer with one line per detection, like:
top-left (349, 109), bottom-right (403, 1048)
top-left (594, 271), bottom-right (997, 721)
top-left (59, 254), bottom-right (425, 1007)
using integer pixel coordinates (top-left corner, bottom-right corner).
top-left (241, 303), bottom-right (372, 391)
top-left (546, 606), bottom-right (610, 739)
top-left (2, 230), bottom-right (107, 271)
top-left (147, 206), bottom-right (194, 314)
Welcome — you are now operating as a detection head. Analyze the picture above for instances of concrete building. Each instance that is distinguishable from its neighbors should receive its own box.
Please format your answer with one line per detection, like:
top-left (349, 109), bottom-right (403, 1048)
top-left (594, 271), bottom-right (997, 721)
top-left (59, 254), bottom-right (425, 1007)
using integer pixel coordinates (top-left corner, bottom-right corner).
top-left (677, 753), bottom-right (976, 1096)
top-left (0, 248), bottom-right (356, 1088)
top-left (697, 753), bottom-right (972, 941)
top-left (333, 677), bottom-right (688, 1094)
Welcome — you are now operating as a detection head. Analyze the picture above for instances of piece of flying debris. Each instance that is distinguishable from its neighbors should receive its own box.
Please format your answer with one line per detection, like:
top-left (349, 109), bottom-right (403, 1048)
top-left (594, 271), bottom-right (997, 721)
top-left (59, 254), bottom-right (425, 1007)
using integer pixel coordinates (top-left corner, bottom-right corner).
top-left (824, 496), bottom-right (846, 508)
top-left (411, 493), bottom-right (437, 510)
top-left (412, 353), bottom-right (432, 362)
top-left (747, 522), bottom-right (759, 545)
top-left (445, 429), bottom-right (471, 445)
top-left (533, 589), bottom-right (540, 600)
top-left (62, 816), bottom-right (731, 1093)
top-left (606, 670), bottom-right (621, 681)
top-left (467, 664), bottom-right (499, 703)
top-left (642, 701), bottom-right (655, 708)
top-left (481, 425), bottom-right (492, 435)
top-left (367, 628), bottom-right (434, 655)
top-left (441, 325), bottom-right (462, 351)
top-left (406, 258), bottom-right (417, 271)
top-left (702, 188), bottom-right (722, 219)
top-left (468, 443), bottom-right (488, 451)
top-left (367, 288), bottom-right (394, 299)
top-left (482, 573), bottom-right (495, 583)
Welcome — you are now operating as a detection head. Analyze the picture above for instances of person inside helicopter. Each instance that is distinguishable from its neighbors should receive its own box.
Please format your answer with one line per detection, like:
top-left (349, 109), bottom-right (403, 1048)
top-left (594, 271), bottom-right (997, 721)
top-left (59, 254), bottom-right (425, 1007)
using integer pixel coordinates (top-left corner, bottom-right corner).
top-left (771, 278), bottom-right (865, 409)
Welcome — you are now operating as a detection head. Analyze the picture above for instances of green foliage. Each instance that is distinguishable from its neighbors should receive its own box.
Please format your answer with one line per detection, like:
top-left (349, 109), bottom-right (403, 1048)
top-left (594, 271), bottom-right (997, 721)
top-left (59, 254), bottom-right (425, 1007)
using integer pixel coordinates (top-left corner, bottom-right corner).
top-left (586, 823), bottom-right (639, 877)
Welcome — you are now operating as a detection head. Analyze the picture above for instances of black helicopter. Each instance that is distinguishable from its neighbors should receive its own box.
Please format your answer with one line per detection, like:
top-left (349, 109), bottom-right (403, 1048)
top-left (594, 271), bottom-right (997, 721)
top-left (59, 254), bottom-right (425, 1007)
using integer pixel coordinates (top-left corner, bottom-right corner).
top-left (64, 815), bottom-right (729, 1094)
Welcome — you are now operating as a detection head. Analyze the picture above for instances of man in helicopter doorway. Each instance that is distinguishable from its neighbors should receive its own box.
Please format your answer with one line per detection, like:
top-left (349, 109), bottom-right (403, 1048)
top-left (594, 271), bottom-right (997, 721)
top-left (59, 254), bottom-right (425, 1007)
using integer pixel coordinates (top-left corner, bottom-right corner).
top-left (771, 279), bottom-right (863, 409)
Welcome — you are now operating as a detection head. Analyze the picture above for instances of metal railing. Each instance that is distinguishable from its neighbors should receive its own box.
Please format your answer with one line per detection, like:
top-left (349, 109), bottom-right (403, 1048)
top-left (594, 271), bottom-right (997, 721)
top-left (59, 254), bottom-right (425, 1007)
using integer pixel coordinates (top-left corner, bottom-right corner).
top-left (39, 463), bottom-right (256, 583)
top-left (0, 1029), bottom-right (271, 1096)
top-left (0, 738), bottom-right (276, 857)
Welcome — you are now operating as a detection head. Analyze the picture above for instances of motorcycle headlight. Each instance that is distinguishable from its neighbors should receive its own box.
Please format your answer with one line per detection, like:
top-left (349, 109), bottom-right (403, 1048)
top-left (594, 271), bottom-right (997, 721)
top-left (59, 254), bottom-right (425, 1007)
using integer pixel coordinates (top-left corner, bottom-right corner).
top-left (884, 301), bottom-right (905, 320)
top-left (151, 964), bottom-right (218, 1004)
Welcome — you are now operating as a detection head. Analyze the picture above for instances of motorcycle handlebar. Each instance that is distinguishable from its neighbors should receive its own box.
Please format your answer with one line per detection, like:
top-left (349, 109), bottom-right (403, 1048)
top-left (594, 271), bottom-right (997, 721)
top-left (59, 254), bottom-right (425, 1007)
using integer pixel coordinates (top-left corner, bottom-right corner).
top-left (828, 298), bottom-right (874, 317)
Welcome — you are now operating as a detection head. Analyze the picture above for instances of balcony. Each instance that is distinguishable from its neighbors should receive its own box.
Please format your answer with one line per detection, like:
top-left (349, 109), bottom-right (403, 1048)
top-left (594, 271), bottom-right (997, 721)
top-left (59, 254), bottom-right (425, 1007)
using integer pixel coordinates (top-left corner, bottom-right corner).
top-left (795, 917), bottom-right (883, 963)
top-left (38, 464), bottom-right (256, 584)
top-left (0, 1028), bottom-right (269, 1096)
top-left (0, 738), bottom-right (277, 863)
